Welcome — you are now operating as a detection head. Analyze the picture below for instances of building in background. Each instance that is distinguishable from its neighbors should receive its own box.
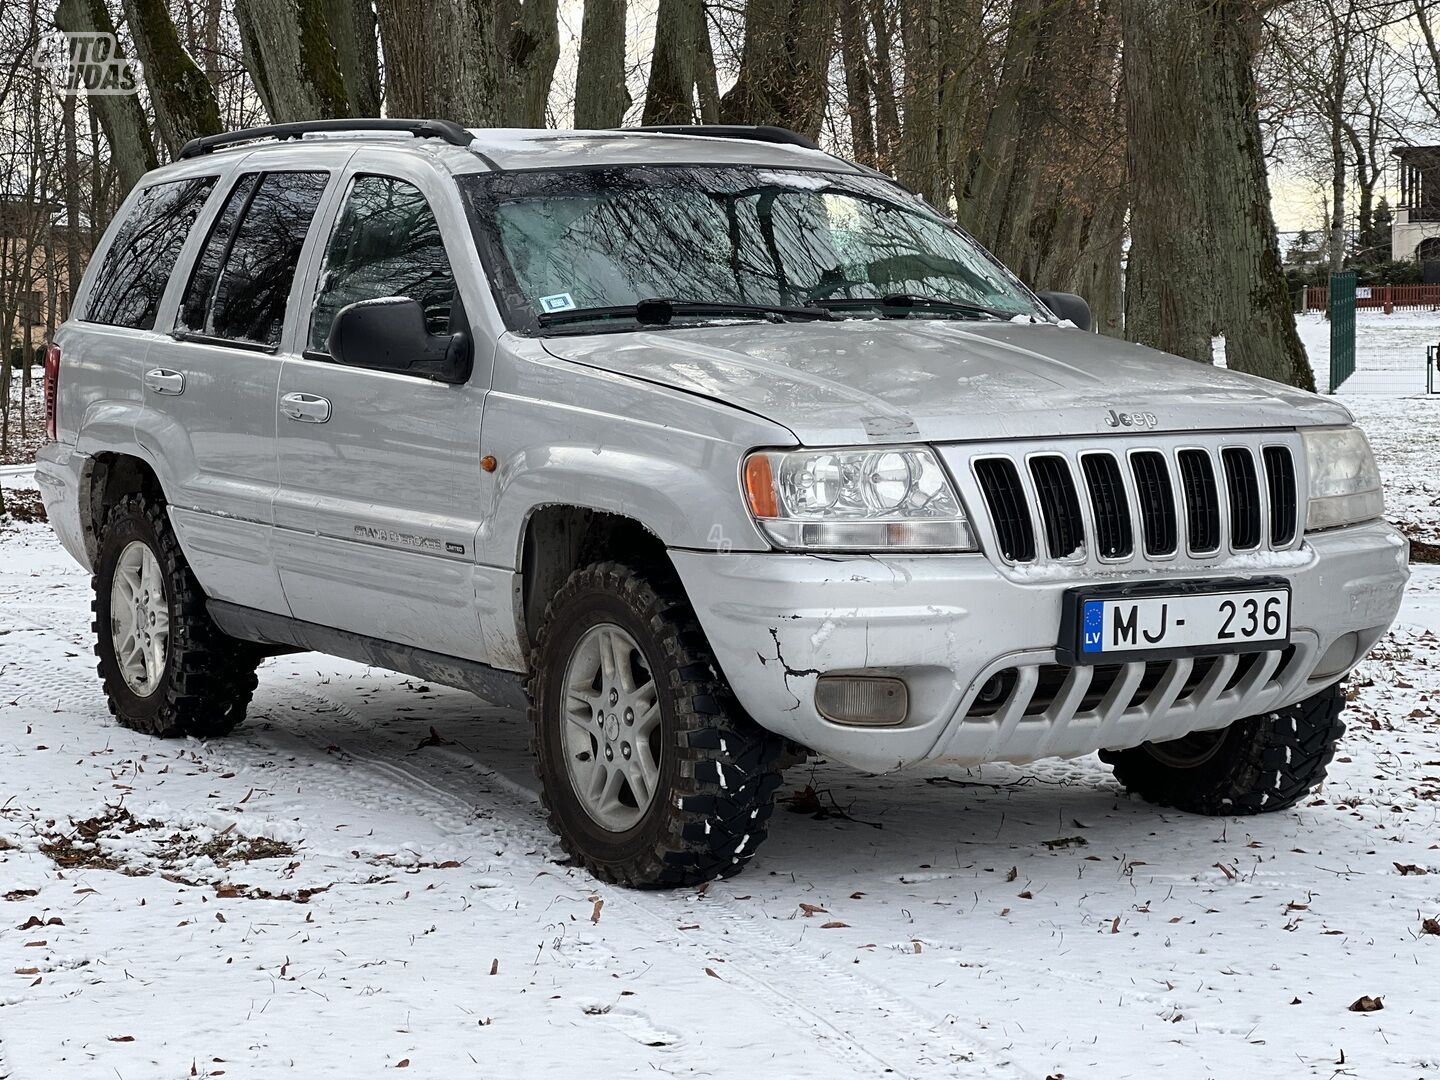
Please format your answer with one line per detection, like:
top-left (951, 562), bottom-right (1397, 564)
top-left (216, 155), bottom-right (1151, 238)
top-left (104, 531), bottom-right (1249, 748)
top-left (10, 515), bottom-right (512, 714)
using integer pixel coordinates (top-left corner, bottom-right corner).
top-left (1392, 145), bottom-right (1440, 280)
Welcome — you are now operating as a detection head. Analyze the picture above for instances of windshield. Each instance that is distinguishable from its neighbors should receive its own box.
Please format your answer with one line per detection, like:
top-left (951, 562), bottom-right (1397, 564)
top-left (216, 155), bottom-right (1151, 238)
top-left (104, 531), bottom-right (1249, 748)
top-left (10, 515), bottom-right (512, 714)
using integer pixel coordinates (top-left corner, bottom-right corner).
top-left (458, 166), bottom-right (1046, 330)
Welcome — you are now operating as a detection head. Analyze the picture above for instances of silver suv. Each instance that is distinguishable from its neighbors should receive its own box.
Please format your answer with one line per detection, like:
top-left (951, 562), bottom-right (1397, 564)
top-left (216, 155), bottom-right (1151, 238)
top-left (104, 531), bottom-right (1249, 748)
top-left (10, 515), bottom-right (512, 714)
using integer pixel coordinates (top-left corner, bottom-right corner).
top-left (37, 120), bottom-right (1408, 887)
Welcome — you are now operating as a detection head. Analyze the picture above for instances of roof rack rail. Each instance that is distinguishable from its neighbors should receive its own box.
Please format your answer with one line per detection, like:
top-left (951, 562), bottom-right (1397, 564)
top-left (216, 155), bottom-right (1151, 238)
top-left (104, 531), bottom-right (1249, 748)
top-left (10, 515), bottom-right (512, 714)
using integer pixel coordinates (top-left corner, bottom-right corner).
top-left (178, 118), bottom-right (471, 160)
top-left (622, 125), bottom-right (820, 151)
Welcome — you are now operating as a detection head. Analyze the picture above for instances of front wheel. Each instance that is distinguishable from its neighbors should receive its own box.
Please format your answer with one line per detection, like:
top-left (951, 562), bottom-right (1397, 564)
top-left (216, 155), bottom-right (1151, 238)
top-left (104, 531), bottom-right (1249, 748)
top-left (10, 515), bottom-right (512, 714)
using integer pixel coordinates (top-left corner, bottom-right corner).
top-left (529, 562), bottom-right (784, 888)
top-left (1100, 683), bottom-right (1346, 814)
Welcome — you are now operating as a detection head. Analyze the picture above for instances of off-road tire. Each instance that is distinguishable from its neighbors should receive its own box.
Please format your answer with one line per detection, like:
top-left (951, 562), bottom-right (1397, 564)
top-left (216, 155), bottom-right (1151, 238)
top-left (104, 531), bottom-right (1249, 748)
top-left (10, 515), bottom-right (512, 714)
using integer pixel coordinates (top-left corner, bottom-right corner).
top-left (1100, 684), bottom-right (1346, 815)
top-left (93, 493), bottom-right (261, 738)
top-left (529, 562), bottom-right (784, 888)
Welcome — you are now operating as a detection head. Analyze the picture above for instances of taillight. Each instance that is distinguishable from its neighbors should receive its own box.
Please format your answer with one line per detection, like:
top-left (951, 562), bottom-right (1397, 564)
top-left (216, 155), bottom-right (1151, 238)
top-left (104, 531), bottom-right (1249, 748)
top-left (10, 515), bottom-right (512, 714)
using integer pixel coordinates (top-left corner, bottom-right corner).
top-left (43, 343), bottom-right (60, 442)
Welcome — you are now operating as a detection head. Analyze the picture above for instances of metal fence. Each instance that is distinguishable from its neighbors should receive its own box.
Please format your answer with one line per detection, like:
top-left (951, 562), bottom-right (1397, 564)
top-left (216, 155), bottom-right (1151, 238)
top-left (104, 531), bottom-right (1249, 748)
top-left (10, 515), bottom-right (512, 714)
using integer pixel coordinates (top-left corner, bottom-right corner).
top-left (1328, 271), bottom-right (1356, 393)
top-left (1304, 283), bottom-right (1440, 312)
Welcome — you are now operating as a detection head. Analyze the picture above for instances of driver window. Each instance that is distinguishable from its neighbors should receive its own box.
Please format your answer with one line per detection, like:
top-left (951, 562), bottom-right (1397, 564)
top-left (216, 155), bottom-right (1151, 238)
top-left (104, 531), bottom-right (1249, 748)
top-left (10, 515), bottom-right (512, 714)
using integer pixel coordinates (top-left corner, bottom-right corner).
top-left (309, 175), bottom-right (457, 354)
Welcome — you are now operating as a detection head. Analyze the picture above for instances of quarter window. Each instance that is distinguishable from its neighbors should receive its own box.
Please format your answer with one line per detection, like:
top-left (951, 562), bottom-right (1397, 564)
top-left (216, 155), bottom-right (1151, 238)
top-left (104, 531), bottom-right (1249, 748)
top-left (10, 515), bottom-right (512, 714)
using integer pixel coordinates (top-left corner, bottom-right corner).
top-left (309, 175), bottom-right (457, 353)
top-left (85, 176), bottom-right (216, 330)
top-left (178, 171), bottom-right (329, 347)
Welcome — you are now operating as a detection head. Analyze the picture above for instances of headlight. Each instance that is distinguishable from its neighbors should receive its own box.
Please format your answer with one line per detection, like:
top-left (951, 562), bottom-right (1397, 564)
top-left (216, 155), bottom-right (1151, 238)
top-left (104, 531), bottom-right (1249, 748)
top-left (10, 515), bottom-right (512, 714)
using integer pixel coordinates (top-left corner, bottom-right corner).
top-left (1302, 426), bottom-right (1383, 531)
top-left (742, 446), bottom-right (977, 551)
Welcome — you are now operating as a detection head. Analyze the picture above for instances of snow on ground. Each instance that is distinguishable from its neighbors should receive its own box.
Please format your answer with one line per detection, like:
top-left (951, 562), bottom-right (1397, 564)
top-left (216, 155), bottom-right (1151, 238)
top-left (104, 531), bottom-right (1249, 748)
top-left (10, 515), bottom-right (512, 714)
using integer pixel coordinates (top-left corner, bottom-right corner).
top-left (1, 317), bottom-right (1438, 1080)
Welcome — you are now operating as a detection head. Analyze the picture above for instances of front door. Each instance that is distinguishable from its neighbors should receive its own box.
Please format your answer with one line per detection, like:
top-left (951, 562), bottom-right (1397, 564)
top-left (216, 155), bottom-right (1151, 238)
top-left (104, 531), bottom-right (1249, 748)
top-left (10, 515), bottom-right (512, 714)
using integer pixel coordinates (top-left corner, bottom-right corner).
top-left (273, 164), bottom-right (490, 660)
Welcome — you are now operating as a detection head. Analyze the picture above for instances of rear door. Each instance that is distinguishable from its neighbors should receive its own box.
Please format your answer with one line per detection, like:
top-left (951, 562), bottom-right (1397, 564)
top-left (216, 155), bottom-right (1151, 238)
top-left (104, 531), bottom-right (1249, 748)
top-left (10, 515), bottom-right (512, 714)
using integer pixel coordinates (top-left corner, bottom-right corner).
top-left (146, 148), bottom-right (346, 614)
top-left (273, 155), bottom-right (490, 659)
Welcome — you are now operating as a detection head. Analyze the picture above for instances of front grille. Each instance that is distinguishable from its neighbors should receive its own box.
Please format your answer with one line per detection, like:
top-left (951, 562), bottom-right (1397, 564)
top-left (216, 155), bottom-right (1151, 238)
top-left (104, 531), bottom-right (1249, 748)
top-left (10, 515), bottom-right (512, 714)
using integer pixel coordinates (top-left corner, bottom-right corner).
top-left (1130, 451), bottom-right (1177, 556)
top-left (1263, 446), bottom-right (1297, 545)
top-left (974, 458), bottom-right (1036, 562)
top-left (1080, 453), bottom-right (1133, 559)
top-left (1177, 449), bottom-right (1221, 554)
top-left (1029, 455), bottom-right (1084, 559)
top-left (954, 433), bottom-right (1301, 567)
top-left (1222, 447), bottom-right (1262, 549)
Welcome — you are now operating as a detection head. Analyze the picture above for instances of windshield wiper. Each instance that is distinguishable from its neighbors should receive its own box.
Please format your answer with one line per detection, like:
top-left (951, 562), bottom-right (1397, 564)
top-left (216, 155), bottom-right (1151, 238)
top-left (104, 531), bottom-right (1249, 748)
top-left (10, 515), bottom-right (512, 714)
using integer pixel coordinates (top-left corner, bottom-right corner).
top-left (813, 293), bottom-right (1016, 321)
top-left (537, 297), bottom-right (836, 328)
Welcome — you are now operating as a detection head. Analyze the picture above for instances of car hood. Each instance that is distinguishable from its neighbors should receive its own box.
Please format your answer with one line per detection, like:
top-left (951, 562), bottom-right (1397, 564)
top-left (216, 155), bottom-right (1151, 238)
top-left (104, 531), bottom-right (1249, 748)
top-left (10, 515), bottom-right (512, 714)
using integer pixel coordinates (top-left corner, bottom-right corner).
top-left (538, 320), bottom-right (1348, 445)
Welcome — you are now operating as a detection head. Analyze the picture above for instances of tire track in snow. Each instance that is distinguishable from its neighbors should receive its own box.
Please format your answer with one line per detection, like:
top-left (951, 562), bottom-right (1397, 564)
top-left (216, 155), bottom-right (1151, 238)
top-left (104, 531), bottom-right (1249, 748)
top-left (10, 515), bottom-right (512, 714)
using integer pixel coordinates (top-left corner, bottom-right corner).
top-left (213, 679), bottom-right (1039, 1080)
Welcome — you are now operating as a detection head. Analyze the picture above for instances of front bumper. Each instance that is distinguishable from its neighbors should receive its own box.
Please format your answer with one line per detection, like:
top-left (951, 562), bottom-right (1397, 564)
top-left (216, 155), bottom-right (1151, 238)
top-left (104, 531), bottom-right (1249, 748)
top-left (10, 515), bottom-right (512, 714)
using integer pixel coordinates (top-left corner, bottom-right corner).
top-left (671, 520), bottom-right (1409, 773)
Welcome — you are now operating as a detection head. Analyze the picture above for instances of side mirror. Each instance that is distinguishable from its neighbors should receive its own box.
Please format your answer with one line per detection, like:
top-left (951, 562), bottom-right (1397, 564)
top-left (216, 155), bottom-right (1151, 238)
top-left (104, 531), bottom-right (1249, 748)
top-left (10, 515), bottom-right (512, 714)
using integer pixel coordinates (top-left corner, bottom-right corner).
top-left (1036, 291), bottom-right (1093, 332)
top-left (327, 296), bottom-right (473, 383)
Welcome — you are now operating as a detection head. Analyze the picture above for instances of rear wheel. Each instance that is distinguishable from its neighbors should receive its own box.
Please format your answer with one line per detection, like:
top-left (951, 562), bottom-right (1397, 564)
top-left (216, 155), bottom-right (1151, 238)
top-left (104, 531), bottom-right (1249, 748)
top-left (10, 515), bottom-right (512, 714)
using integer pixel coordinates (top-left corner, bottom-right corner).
top-left (1101, 684), bottom-right (1346, 814)
top-left (93, 493), bottom-right (261, 738)
top-left (530, 562), bottom-right (784, 888)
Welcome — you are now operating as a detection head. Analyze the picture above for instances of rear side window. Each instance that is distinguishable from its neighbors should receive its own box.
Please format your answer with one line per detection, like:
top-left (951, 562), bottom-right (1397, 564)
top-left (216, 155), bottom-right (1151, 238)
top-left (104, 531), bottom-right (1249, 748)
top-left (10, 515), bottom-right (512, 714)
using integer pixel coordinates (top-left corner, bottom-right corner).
top-left (178, 171), bottom-right (329, 348)
top-left (84, 176), bottom-right (216, 330)
top-left (308, 175), bottom-right (457, 353)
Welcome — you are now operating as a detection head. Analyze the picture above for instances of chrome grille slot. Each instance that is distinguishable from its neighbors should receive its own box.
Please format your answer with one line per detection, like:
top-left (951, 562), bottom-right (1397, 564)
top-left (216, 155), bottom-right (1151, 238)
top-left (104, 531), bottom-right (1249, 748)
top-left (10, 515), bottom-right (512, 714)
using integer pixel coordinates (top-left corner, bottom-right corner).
top-left (974, 458), bottom-right (1036, 562)
top-left (1130, 450), bottom-right (1177, 556)
top-left (1263, 445), bottom-right (1297, 545)
top-left (1029, 455), bottom-right (1084, 559)
top-left (1222, 447), bottom-right (1262, 550)
top-left (1080, 452), bottom-right (1133, 559)
top-left (1177, 449), bottom-right (1221, 554)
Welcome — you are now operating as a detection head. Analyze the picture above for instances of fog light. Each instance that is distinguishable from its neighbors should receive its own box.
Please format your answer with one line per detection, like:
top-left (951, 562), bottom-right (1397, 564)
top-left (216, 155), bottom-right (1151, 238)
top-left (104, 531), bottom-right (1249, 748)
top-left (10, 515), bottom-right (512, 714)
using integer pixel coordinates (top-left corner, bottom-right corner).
top-left (814, 675), bottom-right (908, 727)
top-left (1312, 631), bottom-right (1361, 680)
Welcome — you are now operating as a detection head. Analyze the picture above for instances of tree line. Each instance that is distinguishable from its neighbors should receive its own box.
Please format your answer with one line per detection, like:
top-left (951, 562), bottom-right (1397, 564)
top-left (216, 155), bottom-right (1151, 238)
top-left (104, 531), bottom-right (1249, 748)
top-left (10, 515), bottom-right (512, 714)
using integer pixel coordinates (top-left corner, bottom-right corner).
top-left (5, 0), bottom-right (1440, 461)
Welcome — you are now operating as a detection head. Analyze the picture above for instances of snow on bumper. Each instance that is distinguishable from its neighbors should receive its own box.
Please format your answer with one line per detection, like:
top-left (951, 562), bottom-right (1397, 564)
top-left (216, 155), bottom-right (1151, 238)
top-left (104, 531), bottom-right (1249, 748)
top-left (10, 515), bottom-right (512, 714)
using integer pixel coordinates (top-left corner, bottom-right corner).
top-left (671, 521), bottom-right (1409, 773)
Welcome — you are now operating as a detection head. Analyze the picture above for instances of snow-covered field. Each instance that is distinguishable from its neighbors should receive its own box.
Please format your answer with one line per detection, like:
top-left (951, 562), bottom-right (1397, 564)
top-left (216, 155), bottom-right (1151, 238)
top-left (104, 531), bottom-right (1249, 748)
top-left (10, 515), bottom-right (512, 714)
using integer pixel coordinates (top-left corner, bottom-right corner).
top-left (2, 316), bottom-right (1438, 1079)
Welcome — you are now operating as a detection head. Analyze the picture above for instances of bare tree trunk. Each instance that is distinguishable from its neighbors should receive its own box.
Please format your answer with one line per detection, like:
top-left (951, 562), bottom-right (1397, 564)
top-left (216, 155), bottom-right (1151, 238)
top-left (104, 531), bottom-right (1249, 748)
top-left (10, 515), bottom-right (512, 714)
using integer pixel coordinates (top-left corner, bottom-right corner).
top-left (838, 0), bottom-right (876, 165)
top-left (574, 0), bottom-right (629, 127)
top-left (718, 0), bottom-right (837, 141)
top-left (869, 0), bottom-right (901, 172)
top-left (377, 0), bottom-right (501, 123)
top-left (1328, 110), bottom-right (1347, 271)
top-left (695, 8), bottom-right (720, 123)
top-left (55, 0), bottom-right (157, 190)
top-left (235, 0), bottom-right (353, 122)
top-left (323, 0), bottom-right (382, 114)
top-left (61, 92), bottom-right (83, 320)
top-left (121, 0), bottom-right (224, 155)
top-left (898, 0), bottom-right (943, 204)
top-left (1123, 0), bottom-right (1311, 388)
top-left (496, 0), bottom-right (560, 125)
top-left (1122, 0), bottom-right (1213, 363)
top-left (644, 0), bottom-right (702, 123)
top-left (1205, 3), bottom-right (1313, 389)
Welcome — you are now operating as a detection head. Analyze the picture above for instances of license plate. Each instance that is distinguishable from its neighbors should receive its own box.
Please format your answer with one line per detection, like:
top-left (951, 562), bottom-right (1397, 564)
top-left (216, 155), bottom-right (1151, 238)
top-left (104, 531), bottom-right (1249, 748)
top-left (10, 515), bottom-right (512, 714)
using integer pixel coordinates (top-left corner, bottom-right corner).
top-left (1061, 581), bottom-right (1291, 664)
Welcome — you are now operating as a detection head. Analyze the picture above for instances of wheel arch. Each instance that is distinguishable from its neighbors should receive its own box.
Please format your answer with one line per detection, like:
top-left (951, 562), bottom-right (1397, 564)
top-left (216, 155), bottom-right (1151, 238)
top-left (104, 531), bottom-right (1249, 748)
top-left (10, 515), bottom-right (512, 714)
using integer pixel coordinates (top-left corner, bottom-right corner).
top-left (516, 503), bottom-right (676, 657)
top-left (82, 452), bottom-right (167, 564)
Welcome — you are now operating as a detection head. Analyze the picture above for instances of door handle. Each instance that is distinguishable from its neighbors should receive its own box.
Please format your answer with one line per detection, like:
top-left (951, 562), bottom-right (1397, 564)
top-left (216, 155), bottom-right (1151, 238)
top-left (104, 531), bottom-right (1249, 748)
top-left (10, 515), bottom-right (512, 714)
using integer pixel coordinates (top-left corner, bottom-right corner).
top-left (280, 392), bottom-right (331, 423)
top-left (144, 368), bottom-right (185, 395)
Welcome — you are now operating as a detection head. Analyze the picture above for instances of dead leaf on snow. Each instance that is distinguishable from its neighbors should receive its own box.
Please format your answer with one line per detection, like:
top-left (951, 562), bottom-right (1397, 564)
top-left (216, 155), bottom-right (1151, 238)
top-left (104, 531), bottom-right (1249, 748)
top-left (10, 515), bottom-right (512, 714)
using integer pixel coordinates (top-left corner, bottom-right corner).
top-left (108, 1036), bottom-right (135, 1043)
top-left (1042, 836), bottom-right (1087, 850)
top-left (1005, 866), bottom-right (1018, 882)
top-left (1348, 995), bottom-right (1384, 1012)
top-left (1395, 862), bottom-right (1428, 875)
top-left (1110, 916), bottom-right (1121, 934)
top-left (798, 903), bottom-right (827, 917)
top-left (704, 967), bottom-right (721, 979)
top-left (14, 967), bottom-right (39, 975)
top-left (488, 958), bottom-right (498, 976)
top-left (820, 921), bottom-right (849, 929)
top-left (590, 899), bottom-right (603, 925)
top-left (396, 1059), bottom-right (410, 1068)
top-left (1421, 917), bottom-right (1440, 936)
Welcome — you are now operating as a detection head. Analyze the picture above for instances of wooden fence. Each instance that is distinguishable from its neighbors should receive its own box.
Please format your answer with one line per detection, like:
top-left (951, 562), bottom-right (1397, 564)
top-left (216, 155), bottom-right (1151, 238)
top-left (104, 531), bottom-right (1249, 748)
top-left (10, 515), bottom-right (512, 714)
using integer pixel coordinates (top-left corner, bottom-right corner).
top-left (1303, 283), bottom-right (1440, 312)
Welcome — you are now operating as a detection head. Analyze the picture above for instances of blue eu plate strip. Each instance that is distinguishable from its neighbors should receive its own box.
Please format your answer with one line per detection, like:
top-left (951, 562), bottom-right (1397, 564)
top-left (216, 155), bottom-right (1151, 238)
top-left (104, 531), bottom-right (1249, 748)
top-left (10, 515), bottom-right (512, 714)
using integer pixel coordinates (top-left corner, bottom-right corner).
top-left (1082, 600), bottom-right (1105, 653)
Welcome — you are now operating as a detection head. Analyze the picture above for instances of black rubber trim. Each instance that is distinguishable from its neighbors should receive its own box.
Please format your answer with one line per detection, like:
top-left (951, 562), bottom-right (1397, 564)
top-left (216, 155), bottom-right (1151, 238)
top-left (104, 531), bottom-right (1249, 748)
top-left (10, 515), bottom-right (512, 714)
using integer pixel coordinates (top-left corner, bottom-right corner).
top-left (206, 599), bottom-right (528, 709)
